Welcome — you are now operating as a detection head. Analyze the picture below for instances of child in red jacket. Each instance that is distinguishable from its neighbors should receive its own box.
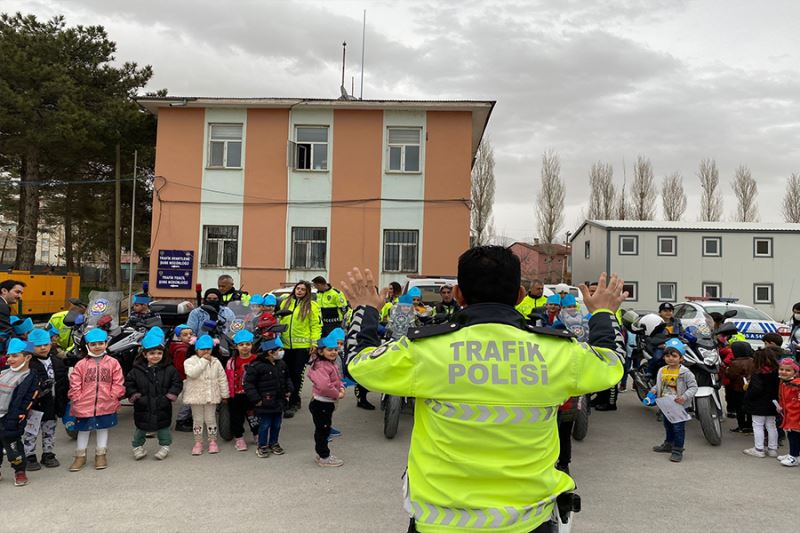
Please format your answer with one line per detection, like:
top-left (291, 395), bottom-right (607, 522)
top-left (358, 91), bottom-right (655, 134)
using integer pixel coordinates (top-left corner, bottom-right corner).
top-left (777, 358), bottom-right (800, 467)
top-left (170, 325), bottom-right (194, 433)
top-left (307, 331), bottom-right (345, 467)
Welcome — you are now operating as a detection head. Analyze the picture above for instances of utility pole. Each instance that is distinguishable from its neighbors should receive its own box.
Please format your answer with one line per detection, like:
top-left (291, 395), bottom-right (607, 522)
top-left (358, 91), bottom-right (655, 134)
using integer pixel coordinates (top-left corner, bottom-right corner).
top-left (127, 150), bottom-right (138, 318)
top-left (114, 142), bottom-right (121, 290)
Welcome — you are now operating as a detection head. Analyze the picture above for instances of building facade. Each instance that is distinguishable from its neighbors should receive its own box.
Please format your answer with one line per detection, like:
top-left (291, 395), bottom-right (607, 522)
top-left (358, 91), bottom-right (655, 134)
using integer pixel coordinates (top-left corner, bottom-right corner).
top-left (137, 97), bottom-right (493, 298)
top-left (509, 241), bottom-right (570, 284)
top-left (570, 220), bottom-right (800, 319)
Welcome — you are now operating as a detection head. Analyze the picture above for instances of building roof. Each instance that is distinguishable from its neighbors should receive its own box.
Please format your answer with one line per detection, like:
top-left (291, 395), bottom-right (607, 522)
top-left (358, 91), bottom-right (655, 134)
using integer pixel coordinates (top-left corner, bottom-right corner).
top-left (570, 219), bottom-right (800, 240)
top-left (135, 96), bottom-right (495, 164)
top-left (510, 241), bottom-right (569, 254)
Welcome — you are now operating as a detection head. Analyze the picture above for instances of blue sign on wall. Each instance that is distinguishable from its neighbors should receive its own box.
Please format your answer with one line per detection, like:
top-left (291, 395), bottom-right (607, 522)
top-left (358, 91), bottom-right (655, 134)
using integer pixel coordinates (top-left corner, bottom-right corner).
top-left (156, 250), bottom-right (194, 289)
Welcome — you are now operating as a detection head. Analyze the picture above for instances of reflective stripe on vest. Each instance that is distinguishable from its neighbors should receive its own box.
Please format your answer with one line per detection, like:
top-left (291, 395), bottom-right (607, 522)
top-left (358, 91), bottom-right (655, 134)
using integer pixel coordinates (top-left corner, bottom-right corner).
top-left (407, 493), bottom-right (557, 529)
top-left (424, 399), bottom-right (556, 424)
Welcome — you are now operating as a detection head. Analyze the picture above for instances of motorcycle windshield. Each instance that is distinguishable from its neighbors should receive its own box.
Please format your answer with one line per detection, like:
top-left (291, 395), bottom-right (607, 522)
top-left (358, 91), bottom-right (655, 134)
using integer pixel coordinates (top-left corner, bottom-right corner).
top-left (85, 291), bottom-right (124, 327)
top-left (225, 301), bottom-right (254, 335)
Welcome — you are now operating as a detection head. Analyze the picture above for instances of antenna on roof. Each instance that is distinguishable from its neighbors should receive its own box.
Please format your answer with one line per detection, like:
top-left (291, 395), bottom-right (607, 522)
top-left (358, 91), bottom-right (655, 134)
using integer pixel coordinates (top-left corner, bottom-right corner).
top-left (360, 9), bottom-right (366, 99)
top-left (339, 41), bottom-right (356, 100)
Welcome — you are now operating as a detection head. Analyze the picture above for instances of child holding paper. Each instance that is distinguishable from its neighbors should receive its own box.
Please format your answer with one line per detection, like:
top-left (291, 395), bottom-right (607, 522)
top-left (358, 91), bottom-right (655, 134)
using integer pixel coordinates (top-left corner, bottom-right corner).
top-left (647, 338), bottom-right (698, 463)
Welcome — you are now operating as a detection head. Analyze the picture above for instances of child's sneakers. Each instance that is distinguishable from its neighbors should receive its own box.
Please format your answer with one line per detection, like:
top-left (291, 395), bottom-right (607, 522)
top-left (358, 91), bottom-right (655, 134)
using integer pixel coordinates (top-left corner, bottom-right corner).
top-left (742, 447), bottom-right (765, 458)
top-left (14, 471), bottom-right (28, 486)
top-left (652, 442), bottom-right (672, 453)
top-left (154, 446), bottom-right (170, 460)
top-left (766, 449), bottom-right (779, 458)
top-left (669, 448), bottom-right (684, 463)
top-left (270, 443), bottom-right (285, 455)
top-left (133, 446), bottom-right (147, 460)
top-left (317, 454), bottom-right (344, 467)
top-left (234, 437), bottom-right (247, 452)
top-left (191, 442), bottom-right (204, 456)
top-left (780, 456), bottom-right (798, 467)
top-left (777, 454), bottom-right (791, 462)
top-left (256, 446), bottom-right (271, 458)
top-left (208, 441), bottom-right (220, 454)
top-left (40, 453), bottom-right (60, 468)
top-left (25, 455), bottom-right (41, 471)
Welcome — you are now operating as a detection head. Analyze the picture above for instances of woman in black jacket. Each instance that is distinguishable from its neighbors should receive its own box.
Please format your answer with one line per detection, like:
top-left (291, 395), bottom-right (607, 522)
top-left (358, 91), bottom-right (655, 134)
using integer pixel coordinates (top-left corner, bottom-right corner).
top-left (743, 347), bottom-right (781, 458)
top-left (125, 328), bottom-right (182, 461)
top-left (244, 338), bottom-right (293, 458)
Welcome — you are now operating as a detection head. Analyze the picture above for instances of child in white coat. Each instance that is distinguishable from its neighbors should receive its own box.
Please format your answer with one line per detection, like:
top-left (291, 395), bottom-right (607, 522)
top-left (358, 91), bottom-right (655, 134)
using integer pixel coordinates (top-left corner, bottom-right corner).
top-left (183, 335), bottom-right (229, 455)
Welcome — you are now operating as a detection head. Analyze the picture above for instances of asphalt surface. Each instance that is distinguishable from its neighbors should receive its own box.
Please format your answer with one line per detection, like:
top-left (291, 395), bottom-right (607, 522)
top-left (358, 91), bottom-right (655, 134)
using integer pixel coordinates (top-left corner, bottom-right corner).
top-left (1, 389), bottom-right (796, 532)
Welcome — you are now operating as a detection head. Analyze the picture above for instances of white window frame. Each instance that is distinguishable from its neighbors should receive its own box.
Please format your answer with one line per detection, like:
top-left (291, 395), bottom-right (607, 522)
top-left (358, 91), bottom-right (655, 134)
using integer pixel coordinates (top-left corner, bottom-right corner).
top-left (753, 237), bottom-right (773, 258)
top-left (290, 227), bottom-right (327, 270)
top-left (383, 229), bottom-right (419, 273)
top-left (702, 236), bottom-right (721, 257)
top-left (657, 282), bottom-right (677, 303)
top-left (657, 236), bottom-right (677, 256)
top-left (207, 123), bottom-right (243, 169)
top-left (753, 283), bottom-right (774, 304)
top-left (622, 281), bottom-right (638, 302)
top-left (619, 235), bottom-right (638, 255)
top-left (201, 225), bottom-right (239, 267)
top-left (290, 126), bottom-right (329, 171)
top-left (584, 241), bottom-right (590, 259)
top-left (386, 127), bottom-right (422, 173)
top-left (702, 282), bottom-right (722, 299)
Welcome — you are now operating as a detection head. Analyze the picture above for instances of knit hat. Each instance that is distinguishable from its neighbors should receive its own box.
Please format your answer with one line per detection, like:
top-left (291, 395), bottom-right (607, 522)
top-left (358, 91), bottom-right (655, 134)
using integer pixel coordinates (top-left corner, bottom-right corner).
top-left (731, 341), bottom-right (754, 358)
top-left (195, 335), bottom-right (214, 351)
top-left (28, 328), bottom-right (51, 347)
top-left (259, 337), bottom-right (284, 352)
top-left (546, 295), bottom-right (562, 306)
top-left (141, 327), bottom-right (166, 350)
top-left (233, 329), bottom-right (254, 344)
top-left (664, 338), bottom-right (686, 356)
top-left (249, 294), bottom-right (265, 306)
top-left (84, 328), bottom-right (109, 343)
top-left (778, 358), bottom-right (800, 372)
top-left (6, 338), bottom-right (30, 355)
top-left (263, 294), bottom-right (277, 306)
top-left (13, 317), bottom-right (33, 336)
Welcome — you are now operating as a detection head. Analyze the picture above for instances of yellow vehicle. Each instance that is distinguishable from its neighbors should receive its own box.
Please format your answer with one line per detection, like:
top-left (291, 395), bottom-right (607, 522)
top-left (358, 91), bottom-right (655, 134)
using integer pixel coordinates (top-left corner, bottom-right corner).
top-left (0, 271), bottom-right (80, 316)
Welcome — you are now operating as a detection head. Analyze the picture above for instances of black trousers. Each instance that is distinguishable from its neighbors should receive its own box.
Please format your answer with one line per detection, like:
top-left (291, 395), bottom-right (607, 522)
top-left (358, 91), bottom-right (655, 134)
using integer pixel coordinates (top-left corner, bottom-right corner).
top-left (285, 348), bottom-right (310, 407)
top-left (229, 393), bottom-right (255, 439)
top-left (0, 434), bottom-right (27, 473)
top-left (309, 399), bottom-right (335, 458)
top-left (557, 419), bottom-right (574, 468)
top-left (408, 517), bottom-right (555, 532)
top-left (726, 389), bottom-right (752, 430)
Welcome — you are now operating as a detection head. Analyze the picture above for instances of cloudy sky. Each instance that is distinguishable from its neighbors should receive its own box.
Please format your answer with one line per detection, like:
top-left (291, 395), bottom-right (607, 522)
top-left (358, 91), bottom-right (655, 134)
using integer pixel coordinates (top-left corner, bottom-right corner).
top-left (10, 0), bottom-right (800, 241)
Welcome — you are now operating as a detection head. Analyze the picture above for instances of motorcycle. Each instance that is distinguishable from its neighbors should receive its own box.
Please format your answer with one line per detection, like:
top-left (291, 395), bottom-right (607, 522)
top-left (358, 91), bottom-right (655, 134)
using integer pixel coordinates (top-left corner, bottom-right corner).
top-left (620, 310), bottom-right (658, 404)
top-left (381, 300), bottom-right (418, 439)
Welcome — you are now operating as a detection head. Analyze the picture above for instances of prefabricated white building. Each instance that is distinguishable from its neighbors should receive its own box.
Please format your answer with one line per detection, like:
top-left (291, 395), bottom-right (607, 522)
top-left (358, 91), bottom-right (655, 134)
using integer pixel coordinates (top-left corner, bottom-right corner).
top-left (569, 220), bottom-right (800, 319)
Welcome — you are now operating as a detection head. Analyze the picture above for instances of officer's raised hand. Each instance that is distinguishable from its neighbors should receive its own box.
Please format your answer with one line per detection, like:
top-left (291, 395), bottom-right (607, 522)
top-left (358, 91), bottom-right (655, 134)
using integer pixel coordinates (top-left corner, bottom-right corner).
top-left (579, 272), bottom-right (628, 313)
top-left (341, 268), bottom-right (384, 311)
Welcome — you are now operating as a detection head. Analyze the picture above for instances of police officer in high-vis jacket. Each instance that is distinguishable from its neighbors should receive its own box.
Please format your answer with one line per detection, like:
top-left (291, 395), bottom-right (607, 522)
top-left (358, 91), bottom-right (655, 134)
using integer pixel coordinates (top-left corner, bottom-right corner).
top-left (342, 246), bottom-right (627, 533)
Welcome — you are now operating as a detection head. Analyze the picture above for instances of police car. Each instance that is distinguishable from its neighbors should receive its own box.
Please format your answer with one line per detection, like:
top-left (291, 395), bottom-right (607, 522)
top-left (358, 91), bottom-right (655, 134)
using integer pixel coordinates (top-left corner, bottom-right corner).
top-left (673, 297), bottom-right (789, 348)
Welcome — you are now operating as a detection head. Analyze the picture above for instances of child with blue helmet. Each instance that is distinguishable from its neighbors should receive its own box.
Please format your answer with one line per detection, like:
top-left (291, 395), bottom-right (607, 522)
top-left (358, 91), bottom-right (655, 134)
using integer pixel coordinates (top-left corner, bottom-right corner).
top-left (0, 338), bottom-right (39, 486)
top-left (307, 331), bottom-right (346, 467)
top-left (183, 335), bottom-right (230, 455)
top-left (227, 329), bottom-right (259, 451)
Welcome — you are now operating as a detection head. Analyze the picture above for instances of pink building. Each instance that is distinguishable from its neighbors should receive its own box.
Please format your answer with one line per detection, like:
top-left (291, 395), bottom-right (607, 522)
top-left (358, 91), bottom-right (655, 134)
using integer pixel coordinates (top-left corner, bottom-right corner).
top-left (509, 241), bottom-right (570, 284)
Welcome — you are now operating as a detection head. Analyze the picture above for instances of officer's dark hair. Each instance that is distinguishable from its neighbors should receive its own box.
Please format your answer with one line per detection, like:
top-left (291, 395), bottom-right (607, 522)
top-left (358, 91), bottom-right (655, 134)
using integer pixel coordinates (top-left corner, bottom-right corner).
top-left (458, 246), bottom-right (520, 307)
top-left (311, 276), bottom-right (327, 284)
top-left (0, 279), bottom-right (25, 292)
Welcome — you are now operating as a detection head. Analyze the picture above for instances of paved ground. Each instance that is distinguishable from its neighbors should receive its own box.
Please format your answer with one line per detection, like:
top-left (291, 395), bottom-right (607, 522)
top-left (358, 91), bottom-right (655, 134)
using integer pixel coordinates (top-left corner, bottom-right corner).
top-left (1, 389), bottom-right (796, 532)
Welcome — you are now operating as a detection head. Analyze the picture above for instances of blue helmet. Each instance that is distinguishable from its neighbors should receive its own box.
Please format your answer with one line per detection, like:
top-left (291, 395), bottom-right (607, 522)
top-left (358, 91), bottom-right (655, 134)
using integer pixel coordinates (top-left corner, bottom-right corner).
top-left (233, 329), bottom-right (254, 344)
top-left (664, 338), bottom-right (686, 356)
top-left (398, 294), bottom-right (413, 305)
top-left (561, 294), bottom-right (577, 308)
top-left (132, 293), bottom-right (151, 305)
top-left (195, 335), bottom-right (214, 351)
top-left (141, 327), bottom-right (166, 350)
top-left (46, 324), bottom-right (60, 337)
top-left (407, 287), bottom-right (422, 298)
top-left (546, 295), bottom-right (562, 306)
top-left (13, 317), bottom-right (33, 336)
top-left (6, 338), bottom-right (31, 355)
top-left (259, 337), bottom-right (284, 352)
top-left (263, 294), bottom-right (277, 306)
top-left (84, 328), bottom-right (109, 343)
top-left (249, 294), bottom-right (265, 306)
top-left (174, 324), bottom-right (191, 337)
top-left (318, 330), bottom-right (342, 349)
top-left (28, 328), bottom-right (51, 347)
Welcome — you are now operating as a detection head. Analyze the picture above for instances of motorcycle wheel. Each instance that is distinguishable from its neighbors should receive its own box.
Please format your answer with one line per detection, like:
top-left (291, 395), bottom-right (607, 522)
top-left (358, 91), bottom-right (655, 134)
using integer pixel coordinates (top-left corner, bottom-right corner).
top-left (383, 395), bottom-right (402, 440)
top-left (696, 396), bottom-right (722, 446)
top-left (633, 372), bottom-right (649, 403)
top-left (218, 402), bottom-right (233, 442)
top-left (572, 397), bottom-right (590, 441)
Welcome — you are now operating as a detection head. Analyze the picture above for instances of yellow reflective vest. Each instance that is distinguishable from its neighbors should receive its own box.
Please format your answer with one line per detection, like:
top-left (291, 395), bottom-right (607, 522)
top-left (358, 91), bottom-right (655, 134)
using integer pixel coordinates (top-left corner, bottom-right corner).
top-left (48, 310), bottom-right (73, 350)
top-left (279, 299), bottom-right (322, 349)
top-left (514, 294), bottom-right (548, 318)
top-left (348, 303), bottom-right (625, 532)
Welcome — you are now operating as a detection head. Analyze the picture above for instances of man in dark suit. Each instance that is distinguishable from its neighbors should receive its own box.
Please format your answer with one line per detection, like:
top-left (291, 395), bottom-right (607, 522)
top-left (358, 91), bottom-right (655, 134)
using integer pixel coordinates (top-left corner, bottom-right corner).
top-left (0, 279), bottom-right (25, 352)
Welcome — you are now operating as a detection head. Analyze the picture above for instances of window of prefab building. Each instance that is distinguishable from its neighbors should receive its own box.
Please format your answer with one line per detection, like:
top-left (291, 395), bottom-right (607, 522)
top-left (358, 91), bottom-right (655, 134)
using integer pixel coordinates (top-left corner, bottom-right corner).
top-left (387, 128), bottom-right (422, 173)
top-left (383, 230), bottom-right (419, 272)
top-left (208, 124), bottom-right (243, 168)
top-left (702, 282), bottom-right (722, 299)
top-left (753, 237), bottom-right (773, 258)
top-left (754, 283), bottom-right (774, 304)
top-left (619, 235), bottom-right (638, 255)
top-left (622, 282), bottom-right (638, 301)
top-left (657, 282), bottom-right (677, 302)
top-left (202, 225), bottom-right (239, 267)
top-left (702, 237), bottom-right (721, 257)
top-left (657, 236), bottom-right (677, 256)
top-left (292, 126), bottom-right (329, 171)
top-left (291, 227), bottom-right (327, 269)
top-left (584, 241), bottom-right (590, 259)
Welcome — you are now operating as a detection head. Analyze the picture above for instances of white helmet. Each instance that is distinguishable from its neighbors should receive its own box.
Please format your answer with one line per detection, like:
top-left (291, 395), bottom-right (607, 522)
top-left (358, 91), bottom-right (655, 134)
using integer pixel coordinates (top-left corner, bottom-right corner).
top-left (555, 283), bottom-right (569, 294)
top-left (636, 313), bottom-right (665, 336)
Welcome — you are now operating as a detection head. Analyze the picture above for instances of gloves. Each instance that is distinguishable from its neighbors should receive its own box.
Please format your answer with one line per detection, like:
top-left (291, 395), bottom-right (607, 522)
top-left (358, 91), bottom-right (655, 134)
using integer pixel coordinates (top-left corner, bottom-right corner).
top-left (642, 392), bottom-right (657, 406)
top-left (166, 393), bottom-right (178, 402)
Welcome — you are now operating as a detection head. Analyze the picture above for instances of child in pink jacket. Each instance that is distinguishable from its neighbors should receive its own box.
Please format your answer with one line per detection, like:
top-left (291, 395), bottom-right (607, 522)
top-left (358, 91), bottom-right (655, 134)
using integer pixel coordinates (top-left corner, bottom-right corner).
top-left (307, 331), bottom-right (345, 467)
top-left (67, 328), bottom-right (125, 472)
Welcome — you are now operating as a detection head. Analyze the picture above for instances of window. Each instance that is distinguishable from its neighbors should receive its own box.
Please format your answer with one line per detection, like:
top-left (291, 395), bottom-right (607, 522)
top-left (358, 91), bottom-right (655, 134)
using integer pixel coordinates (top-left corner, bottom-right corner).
top-left (387, 128), bottom-right (421, 173)
top-left (383, 230), bottom-right (419, 272)
top-left (753, 283), bottom-right (774, 304)
top-left (622, 282), bottom-right (638, 301)
top-left (702, 237), bottom-right (721, 257)
top-left (291, 227), bottom-right (327, 269)
top-left (657, 282), bottom-right (677, 302)
top-left (702, 282), bottom-right (722, 299)
top-left (619, 235), bottom-right (638, 255)
top-left (657, 236), bottom-right (677, 256)
top-left (208, 124), bottom-right (243, 168)
top-left (754, 237), bottom-right (773, 258)
top-left (674, 304), bottom-right (697, 320)
top-left (291, 126), bottom-right (329, 171)
top-left (202, 225), bottom-right (238, 267)
top-left (704, 306), bottom-right (772, 321)
top-left (584, 241), bottom-right (590, 259)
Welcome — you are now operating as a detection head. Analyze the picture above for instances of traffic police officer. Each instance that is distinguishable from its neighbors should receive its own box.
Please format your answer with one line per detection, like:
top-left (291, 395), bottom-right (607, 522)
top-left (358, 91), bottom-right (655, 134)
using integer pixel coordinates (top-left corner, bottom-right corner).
top-left (515, 279), bottom-right (548, 318)
top-left (312, 276), bottom-right (349, 336)
top-left (342, 246), bottom-right (627, 533)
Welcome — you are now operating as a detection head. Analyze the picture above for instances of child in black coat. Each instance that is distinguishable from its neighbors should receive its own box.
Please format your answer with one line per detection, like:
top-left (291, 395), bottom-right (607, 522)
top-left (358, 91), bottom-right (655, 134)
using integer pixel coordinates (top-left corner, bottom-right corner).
top-left (0, 339), bottom-right (40, 486)
top-left (743, 346), bottom-right (781, 458)
top-left (125, 328), bottom-right (182, 461)
top-left (244, 338), bottom-right (293, 458)
top-left (24, 328), bottom-right (69, 470)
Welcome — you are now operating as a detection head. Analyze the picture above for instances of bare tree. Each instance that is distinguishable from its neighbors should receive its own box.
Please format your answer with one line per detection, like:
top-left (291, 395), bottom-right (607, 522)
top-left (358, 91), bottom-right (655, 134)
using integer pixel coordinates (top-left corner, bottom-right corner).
top-left (698, 158), bottom-right (723, 221)
top-left (630, 155), bottom-right (656, 220)
top-left (731, 165), bottom-right (759, 222)
top-left (783, 172), bottom-right (800, 223)
top-left (661, 172), bottom-right (687, 221)
top-left (470, 138), bottom-right (496, 247)
top-left (536, 149), bottom-right (565, 243)
top-left (587, 162), bottom-right (616, 219)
